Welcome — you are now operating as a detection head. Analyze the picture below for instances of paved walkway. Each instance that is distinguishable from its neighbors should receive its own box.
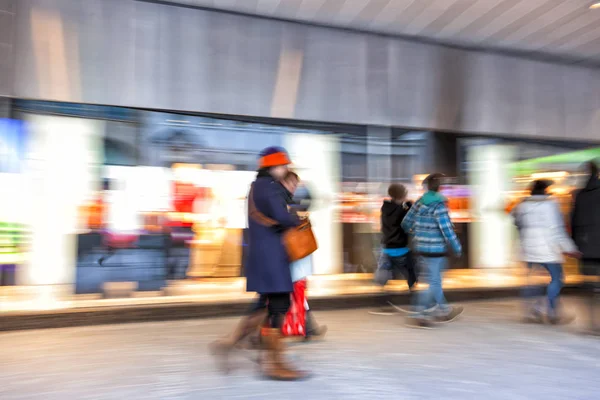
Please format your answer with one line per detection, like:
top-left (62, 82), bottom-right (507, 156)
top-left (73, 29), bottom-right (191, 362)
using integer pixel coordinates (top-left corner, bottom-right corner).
top-left (1, 298), bottom-right (598, 400)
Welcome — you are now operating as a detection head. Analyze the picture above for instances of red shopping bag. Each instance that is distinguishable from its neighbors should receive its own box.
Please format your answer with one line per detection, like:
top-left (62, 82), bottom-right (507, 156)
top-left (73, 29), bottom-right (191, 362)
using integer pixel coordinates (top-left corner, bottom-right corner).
top-left (282, 279), bottom-right (307, 337)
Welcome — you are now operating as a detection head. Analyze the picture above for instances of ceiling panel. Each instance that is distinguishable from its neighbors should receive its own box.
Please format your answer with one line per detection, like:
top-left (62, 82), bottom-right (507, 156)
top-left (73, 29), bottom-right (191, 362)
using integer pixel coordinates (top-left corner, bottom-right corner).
top-left (480, 1), bottom-right (563, 43)
top-left (474, 0), bottom-right (554, 42)
top-left (434, 0), bottom-right (501, 37)
top-left (417, 0), bottom-right (479, 36)
top-left (167, 0), bottom-right (600, 64)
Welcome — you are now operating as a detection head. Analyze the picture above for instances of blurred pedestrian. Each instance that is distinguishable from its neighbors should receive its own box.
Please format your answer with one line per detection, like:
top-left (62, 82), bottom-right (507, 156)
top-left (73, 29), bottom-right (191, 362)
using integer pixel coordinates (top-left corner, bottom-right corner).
top-left (370, 183), bottom-right (418, 316)
top-left (512, 180), bottom-right (580, 325)
top-left (280, 171), bottom-right (327, 340)
top-left (401, 173), bottom-right (463, 328)
top-left (210, 146), bottom-right (307, 381)
top-left (571, 161), bottom-right (600, 334)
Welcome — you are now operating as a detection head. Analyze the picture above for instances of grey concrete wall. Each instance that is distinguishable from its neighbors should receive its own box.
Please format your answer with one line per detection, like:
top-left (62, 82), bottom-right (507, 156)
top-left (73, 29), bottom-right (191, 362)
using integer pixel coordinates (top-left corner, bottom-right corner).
top-left (0, 97), bottom-right (9, 118)
top-left (9, 0), bottom-right (600, 142)
top-left (0, 0), bottom-right (15, 96)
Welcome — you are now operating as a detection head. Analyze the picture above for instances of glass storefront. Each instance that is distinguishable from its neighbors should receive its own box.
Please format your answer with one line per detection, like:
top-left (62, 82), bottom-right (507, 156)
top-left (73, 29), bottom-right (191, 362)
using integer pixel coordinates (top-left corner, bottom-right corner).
top-left (2, 99), bottom-right (597, 307)
top-left (0, 118), bottom-right (29, 287)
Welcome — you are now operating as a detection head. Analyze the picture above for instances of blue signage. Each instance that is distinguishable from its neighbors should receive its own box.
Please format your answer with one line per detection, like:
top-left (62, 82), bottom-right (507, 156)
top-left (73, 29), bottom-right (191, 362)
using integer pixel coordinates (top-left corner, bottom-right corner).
top-left (0, 119), bottom-right (27, 173)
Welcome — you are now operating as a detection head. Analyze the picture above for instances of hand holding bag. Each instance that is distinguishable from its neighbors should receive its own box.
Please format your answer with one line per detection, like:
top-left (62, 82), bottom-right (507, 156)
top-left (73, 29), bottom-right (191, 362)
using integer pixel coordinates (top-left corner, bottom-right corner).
top-left (248, 184), bottom-right (318, 262)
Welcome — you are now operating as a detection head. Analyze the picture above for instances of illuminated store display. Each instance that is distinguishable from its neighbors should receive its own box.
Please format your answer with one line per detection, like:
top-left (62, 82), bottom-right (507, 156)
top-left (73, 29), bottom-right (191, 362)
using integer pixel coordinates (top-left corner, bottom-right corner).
top-left (3, 100), bottom-right (596, 305)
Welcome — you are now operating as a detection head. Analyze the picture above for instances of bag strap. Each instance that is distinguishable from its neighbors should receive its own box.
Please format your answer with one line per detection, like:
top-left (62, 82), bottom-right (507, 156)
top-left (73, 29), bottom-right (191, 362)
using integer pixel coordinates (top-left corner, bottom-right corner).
top-left (248, 183), bottom-right (278, 227)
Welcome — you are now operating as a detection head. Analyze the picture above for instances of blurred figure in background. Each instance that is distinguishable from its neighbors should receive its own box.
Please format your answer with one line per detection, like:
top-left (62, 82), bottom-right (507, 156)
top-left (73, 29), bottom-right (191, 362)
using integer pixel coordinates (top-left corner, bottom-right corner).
top-left (281, 171), bottom-right (327, 340)
top-left (0, 222), bottom-right (27, 286)
top-left (211, 147), bottom-right (307, 381)
top-left (401, 173), bottom-right (463, 328)
top-left (512, 180), bottom-right (580, 325)
top-left (370, 183), bottom-right (417, 316)
top-left (571, 161), bottom-right (600, 334)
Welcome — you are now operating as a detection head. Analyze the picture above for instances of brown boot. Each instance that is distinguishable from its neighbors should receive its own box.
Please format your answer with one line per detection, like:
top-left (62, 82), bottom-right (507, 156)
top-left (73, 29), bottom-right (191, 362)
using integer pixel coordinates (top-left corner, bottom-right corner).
top-left (260, 328), bottom-right (310, 381)
top-left (239, 315), bottom-right (269, 351)
top-left (209, 309), bottom-right (267, 373)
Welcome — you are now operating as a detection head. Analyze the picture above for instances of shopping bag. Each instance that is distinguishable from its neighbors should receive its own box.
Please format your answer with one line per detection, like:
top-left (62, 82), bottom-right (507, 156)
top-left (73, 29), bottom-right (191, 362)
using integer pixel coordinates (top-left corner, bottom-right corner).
top-left (290, 255), bottom-right (313, 283)
top-left (282, 279), bottom-right (307, 337)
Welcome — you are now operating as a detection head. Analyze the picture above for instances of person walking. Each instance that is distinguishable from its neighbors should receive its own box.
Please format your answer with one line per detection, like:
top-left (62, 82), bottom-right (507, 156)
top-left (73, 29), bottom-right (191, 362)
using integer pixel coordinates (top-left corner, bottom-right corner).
top-left (369, 184), bottom-right (417, 316)
top-left (280, 171), bottom-right (327, 340)
top-left (210, 146), bottom-right (307, 381)
top-left (512, 180), bottom-right (580, 325)
top-left (571, 161), bottom-right (600, 334)
top-left (401, 173), bottom-right (463, 328)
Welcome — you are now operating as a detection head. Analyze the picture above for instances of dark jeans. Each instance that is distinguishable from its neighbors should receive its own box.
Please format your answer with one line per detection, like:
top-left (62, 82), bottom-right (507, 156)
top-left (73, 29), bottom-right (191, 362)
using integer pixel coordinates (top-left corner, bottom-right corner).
top-left (249, 293), bottom-right (291, 329)
top-left (374, 251), bottom-right (417, 308)
top-left (522, 263), bottom-right (563, 317)
top-left (375, 251), bottom-right (417, 288)
top-left (582, 260), bottom-right (600, 333)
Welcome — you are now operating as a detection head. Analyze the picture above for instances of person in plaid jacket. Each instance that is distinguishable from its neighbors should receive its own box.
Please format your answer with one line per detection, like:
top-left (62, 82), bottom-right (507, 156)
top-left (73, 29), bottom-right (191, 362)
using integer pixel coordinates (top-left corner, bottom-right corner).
top-left (401, 173), bottom-right (463, 328)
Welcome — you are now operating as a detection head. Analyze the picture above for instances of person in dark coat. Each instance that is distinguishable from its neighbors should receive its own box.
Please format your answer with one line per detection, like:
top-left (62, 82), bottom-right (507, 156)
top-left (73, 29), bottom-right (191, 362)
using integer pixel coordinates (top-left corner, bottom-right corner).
top-left (211, 146), bottom-right (307, 381)
top-left (571, 161), bottom-right (600, 334)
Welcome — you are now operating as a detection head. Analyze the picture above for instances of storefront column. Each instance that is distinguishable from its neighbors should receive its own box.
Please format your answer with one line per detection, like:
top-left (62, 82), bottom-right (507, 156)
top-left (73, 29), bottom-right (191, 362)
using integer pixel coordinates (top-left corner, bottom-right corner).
top-left (19, 115), bottom-right (104, 306)
top-left (284, 133), bottom-right (342, 275)
top-left (468, 145), bottom-right (515, 268)
top-left (366, 126), bottom-right (393, 195)
top-left (0, 98), bottom-right (10, 118)
top-left (424, 132), bottom-right (459, 177)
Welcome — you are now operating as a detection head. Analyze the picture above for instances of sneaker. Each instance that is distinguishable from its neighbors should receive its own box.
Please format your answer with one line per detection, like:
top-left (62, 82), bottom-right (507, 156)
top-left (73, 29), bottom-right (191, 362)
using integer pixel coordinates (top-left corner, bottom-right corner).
top-left (369, 305), bottom-right (398, 316)
top-left (435, 306), bottom-right (464, 323)
top-left (548, 313), bottom-right (576, 325)
top-left (523, 309), bottom-right (544, 324)
top-left (405, 317), bottom-right (434, 329)
top-left (390, 302), bottom-right (438, 315)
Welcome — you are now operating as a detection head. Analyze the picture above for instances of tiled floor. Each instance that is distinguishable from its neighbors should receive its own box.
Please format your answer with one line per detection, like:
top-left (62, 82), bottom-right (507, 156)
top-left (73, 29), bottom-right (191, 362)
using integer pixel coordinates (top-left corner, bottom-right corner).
top-left (1, 297), bottom-right (598, 400)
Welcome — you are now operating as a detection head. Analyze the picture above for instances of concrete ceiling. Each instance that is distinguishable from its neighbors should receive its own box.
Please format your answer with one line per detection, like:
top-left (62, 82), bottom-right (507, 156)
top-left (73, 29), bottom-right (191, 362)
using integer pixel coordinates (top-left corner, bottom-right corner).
top-left (163, 0), bottom-right (600, 65)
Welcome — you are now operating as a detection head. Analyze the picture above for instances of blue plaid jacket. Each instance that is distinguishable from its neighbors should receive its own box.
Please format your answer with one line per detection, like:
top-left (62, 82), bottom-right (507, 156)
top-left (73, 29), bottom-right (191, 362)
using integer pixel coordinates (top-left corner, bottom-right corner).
top-left (401, 198), bottom-right (462, 257)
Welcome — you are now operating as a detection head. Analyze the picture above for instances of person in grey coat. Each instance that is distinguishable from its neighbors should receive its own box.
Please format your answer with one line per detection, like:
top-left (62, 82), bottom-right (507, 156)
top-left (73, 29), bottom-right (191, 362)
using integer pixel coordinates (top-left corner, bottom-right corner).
top-left (512, 180), bottom-right (580, 324)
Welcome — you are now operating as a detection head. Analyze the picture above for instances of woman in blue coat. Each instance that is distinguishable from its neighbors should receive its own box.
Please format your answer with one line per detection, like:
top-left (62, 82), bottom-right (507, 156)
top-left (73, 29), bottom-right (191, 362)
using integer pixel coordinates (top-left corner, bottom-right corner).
top-left (211, 146), bottom-right (306, 381)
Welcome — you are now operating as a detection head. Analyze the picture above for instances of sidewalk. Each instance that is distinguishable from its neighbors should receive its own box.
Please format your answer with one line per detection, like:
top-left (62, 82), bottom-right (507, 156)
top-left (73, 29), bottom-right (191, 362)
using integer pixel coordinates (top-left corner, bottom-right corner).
top-left (3, 298), bottom-right (597, 400)
top-left (0, 269), bottom-right (587, 331)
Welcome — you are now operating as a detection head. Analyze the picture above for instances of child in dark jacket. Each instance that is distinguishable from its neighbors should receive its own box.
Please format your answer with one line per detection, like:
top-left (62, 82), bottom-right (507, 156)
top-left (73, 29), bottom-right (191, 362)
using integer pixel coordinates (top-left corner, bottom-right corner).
top-left (370, 184), bottom-right (417, 315)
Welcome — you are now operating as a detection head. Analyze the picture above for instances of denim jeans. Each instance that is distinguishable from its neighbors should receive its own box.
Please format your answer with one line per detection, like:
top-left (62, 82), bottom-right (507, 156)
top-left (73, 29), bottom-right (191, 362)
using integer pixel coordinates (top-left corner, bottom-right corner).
top-left (522, 262), bottom-right (563, 317)
top-left (374, 251), bottom-right (417, 288)
top-left (414, 256), bottom-right (449, 317)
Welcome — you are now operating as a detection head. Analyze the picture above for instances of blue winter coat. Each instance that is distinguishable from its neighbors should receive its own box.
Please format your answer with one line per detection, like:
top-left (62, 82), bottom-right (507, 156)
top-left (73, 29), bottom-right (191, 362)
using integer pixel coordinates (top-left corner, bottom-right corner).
top-left (246, 175), bottom-right (300, 294)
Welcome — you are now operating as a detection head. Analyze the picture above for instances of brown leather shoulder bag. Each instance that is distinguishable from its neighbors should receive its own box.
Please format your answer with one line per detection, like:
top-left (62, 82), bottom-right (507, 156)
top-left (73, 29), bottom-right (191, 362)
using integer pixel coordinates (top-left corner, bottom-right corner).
top-left (248, 184), bottom-right (318, 262)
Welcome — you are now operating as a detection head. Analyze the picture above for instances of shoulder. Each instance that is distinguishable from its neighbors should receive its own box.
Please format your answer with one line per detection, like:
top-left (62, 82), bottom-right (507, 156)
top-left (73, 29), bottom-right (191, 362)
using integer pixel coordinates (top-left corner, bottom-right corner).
top-left (257, 179), bottom-right (285, 201)
top-left (433, 201), bottom-right (449, 213)
top-left (512, 202), bottom-right (524, 215)
top-left (542, 198), bottom-right (559, 208)
top-left (514, 200), bottom-right (526, 210)
top-left (254, 177), bottom-right (276, 191)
